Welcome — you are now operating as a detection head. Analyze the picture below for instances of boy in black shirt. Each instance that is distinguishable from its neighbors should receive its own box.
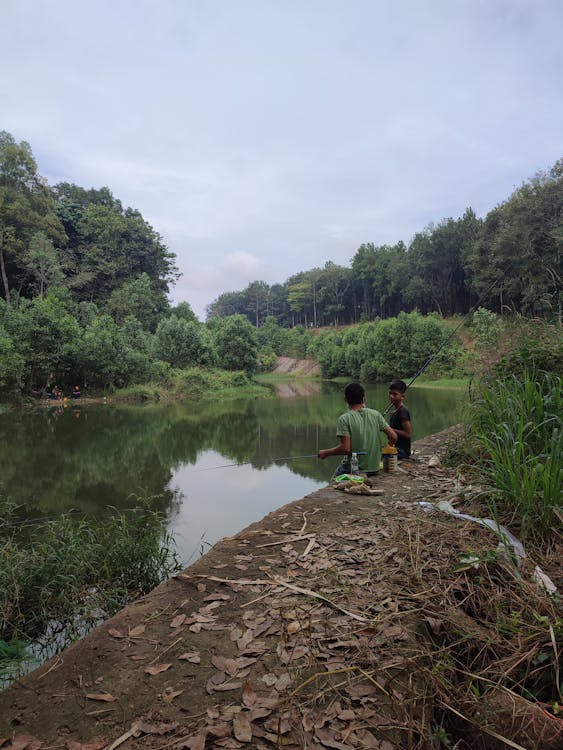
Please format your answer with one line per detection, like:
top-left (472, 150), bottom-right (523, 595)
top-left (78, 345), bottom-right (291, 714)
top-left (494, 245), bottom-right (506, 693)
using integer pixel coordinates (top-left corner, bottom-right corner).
top-left (388, 379), bottom-right (412, 459)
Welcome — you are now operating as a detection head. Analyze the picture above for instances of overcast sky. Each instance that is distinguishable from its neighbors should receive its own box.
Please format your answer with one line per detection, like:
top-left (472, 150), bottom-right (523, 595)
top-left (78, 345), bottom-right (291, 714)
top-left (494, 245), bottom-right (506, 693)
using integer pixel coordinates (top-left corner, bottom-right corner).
top-left (2, 1), bottom-right (562, 318)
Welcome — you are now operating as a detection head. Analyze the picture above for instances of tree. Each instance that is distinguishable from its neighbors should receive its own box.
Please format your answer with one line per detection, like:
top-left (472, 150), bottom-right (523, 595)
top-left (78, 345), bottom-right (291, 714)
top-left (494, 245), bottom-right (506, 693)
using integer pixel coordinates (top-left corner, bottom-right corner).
top-left (107, 272), bottom-right (169, 331)
top-left (0, 131), bottom-right (65, 304)
top-left (23, 231), bottom-right (63, 297)
top-left (153, 316), bottom-right (217, 369)
top-left (212, 314), bottom-right (258, 372)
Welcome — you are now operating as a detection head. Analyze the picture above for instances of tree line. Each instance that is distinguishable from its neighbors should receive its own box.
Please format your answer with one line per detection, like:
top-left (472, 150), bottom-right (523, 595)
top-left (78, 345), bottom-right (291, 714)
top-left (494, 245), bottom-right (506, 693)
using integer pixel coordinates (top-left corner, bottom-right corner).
top-left (1, 128), bottom-right (561, 399)
top-left (207, 160), bottom-right (563, 327)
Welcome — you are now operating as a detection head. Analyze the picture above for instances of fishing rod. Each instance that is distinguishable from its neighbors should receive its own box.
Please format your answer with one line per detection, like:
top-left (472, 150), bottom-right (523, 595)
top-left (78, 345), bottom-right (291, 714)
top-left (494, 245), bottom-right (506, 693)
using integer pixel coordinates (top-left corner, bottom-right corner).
top-left (196, 454), bottom-right (319, 472)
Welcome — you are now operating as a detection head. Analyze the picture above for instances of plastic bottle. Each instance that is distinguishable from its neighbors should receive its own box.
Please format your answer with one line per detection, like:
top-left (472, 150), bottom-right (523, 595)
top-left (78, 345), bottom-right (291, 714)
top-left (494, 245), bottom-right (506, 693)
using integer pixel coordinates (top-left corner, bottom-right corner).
top-left (350, 452), bottom-right (359, 475)
top-left (381, 444), bottom-right (398, 472)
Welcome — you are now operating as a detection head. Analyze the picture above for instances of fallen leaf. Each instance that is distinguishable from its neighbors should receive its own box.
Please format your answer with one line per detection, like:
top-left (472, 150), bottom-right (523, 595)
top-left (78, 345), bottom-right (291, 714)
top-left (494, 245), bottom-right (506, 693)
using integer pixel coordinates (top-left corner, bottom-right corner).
top-left (203, 593), bottom-right (231, 602)
top-left (242, 682), bottom-right (257, 707)
top-left (262, 674), bottom-right (277, 686)
top-left (213, 681), bottom-right (243, 692)
top-left (107, 628), bottom-right (124, 639)
top-left (315, 727), bottom-right (353, 750)
top-left (212, 655), bottom-right (229, 672)
top-left (197, 582), bottom-right (206, 592)
top-left (85, 693), bottom-right (116, 702)
top-left (207, 724), bottom-right (232, 739)
top-left (163, 689), bottom-right (184, 703)
top-left (66, 741), bottom-right (105, 750)
top-left (178, 651), bottom-right (201, 663)
top-left (9, 738), bottom-right (42, 750)
top-left (143, 663), bottom-right (172, 675)
top-left (233, 713), bottom-right (252, 743)
top-left (176, 731), bottom-right (207, 750)
top-left (275, 673), bottom-right (292, 692)
top-left (347, 683), bottom-right (378, 699)
top-left (128, 624), bottom-right (146, 637)
top-left (170, 614), bottom-right (187, 628)
top-left (286, 621), bottom-right (300, 635)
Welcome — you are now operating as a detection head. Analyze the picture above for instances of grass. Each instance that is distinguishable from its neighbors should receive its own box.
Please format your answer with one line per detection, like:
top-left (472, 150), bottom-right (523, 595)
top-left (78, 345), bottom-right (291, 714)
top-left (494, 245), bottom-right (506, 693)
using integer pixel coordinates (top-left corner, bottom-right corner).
top-left (0, 494), bottom-right (181, 680)
top-left (464, 371), bottom-right (562, 544)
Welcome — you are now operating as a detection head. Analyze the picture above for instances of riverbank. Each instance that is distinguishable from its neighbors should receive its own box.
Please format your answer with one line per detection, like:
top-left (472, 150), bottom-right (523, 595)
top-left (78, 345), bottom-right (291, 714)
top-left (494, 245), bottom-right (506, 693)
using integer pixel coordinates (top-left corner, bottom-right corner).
top-left (1, 427), bottom-right (560, 750)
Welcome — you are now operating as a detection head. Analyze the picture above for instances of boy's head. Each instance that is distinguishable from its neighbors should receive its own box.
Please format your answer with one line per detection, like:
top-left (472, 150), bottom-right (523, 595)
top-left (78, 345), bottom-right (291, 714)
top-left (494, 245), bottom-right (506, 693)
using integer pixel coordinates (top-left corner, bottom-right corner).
top-left (389, 379), bottom-right (407, 394)
top-left (344, 382), bottom-right (365, 406)
top-left (389, 379), bottom-right (407, 407)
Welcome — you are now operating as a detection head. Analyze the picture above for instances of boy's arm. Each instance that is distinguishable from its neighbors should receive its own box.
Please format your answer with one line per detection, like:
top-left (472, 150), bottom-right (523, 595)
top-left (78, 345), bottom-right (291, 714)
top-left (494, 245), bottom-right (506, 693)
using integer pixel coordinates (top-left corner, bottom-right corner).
top-left (318, 435), bottom-right (351, 460)
top-left (383, 426), bottom-right (398, 444)
top-left (394, 417), bottom-right (412, 440)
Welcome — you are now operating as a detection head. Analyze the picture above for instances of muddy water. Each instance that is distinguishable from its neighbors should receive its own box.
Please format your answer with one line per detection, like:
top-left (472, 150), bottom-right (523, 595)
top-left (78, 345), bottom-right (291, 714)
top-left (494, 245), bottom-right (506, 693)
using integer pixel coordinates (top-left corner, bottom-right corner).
top-left (1, 382), bottom-right (463, 564)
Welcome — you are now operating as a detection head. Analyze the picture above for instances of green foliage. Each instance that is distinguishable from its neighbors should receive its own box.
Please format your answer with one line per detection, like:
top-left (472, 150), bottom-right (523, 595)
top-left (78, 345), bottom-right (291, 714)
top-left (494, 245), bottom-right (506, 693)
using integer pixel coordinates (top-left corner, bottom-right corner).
top-left (472, 306), bottom-right (502, 346)
top-left (467, 369), bottom-right (562, 542)
top-left (0, 327), bottom-right (25, 397)
top-left (107, 272), bottom-right (168, 331)
top-left (0, 494), bottom-right (180, 646)
top-left (154, 316), bottom-right (217, 369)
top-left (212, 314), bottom-right (258, 373)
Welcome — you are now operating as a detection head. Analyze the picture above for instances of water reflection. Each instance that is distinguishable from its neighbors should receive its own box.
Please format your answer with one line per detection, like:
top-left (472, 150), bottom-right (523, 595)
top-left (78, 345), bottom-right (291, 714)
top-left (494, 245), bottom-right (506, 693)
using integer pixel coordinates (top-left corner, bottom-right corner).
top-left (0, 382), bottom-right (464, 563)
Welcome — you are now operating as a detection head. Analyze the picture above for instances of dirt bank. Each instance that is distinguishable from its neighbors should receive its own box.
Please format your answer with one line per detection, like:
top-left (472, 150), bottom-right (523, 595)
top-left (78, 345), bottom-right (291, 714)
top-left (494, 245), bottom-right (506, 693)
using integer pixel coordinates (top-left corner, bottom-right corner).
top-left (1, 428), bottom-right (560, 750)
top-left (272, 358), bottom-right (321, 377)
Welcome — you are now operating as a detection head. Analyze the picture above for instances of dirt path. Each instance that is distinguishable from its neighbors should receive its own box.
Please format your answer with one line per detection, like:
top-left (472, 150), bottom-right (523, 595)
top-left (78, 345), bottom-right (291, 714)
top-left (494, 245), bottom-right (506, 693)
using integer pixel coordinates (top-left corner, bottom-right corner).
top-left (1, 428), bottom-right (560, 750)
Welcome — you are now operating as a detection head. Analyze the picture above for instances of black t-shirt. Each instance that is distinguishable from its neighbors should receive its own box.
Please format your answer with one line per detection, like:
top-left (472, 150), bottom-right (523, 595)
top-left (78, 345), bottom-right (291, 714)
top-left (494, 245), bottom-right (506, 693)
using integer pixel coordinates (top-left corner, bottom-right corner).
top-left (389, 405), bottom-right (411, 456)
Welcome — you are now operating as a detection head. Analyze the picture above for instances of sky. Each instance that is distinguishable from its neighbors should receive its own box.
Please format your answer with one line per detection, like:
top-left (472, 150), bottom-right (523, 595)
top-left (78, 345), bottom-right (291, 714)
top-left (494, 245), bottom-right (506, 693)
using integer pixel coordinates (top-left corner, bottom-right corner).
top-left (2, 0), bottom-right (562, 319)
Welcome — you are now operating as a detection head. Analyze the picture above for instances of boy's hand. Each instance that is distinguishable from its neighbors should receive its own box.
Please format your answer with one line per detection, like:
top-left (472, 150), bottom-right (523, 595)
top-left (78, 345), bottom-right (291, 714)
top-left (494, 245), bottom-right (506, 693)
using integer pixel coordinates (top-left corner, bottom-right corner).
top-left (317, 450), bottom-right (329, 460)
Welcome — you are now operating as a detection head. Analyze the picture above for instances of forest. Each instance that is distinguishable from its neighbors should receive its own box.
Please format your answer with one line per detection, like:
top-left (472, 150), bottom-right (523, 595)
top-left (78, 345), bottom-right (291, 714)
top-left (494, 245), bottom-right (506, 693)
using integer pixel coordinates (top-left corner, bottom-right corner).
top-left (0, 128), bottom-right (562, 400)
top-left (207, 163), bottom-right (562, 327)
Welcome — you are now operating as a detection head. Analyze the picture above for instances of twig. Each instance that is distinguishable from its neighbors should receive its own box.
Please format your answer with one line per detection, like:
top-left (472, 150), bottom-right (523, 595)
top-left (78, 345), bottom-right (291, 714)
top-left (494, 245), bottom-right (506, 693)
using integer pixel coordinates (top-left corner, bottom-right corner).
top-left (149, 636), bottom-right (183, 665)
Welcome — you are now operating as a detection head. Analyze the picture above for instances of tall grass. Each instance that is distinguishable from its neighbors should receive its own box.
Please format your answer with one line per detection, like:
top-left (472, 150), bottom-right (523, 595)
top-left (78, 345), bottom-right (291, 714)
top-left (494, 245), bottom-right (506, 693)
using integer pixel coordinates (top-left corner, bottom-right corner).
top-left (468, 371), bottom-right (562, 541)
top-left (0, 499), bottom-right (181, 647)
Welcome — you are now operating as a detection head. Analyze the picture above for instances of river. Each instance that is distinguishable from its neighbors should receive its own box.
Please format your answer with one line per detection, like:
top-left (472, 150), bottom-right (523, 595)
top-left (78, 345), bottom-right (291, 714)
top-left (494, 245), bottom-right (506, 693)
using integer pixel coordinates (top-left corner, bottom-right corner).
top-left (1, 381), bottom-right (463, 564)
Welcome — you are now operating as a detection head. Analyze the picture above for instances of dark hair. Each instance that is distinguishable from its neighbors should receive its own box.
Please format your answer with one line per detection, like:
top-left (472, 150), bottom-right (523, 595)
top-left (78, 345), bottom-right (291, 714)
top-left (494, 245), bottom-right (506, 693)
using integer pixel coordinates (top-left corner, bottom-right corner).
top-left (344, 382), bottom-right (365, 405)
top-left (389, 379), bottom-right (407, 394)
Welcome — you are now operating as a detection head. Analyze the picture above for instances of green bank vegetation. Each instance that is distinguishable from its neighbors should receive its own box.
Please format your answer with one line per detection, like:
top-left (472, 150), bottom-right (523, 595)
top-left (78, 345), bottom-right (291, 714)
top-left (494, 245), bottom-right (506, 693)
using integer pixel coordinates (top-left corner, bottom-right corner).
top-left (451, 329), bottom-right (563, 548)
top-left (0, 497), bottom-right (180, 683)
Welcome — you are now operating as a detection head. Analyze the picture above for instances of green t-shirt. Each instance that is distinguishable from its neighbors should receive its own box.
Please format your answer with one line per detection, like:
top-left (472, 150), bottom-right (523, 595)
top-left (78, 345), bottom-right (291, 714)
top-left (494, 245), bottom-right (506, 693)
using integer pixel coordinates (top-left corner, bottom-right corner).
top-left (336, 407), bottom-right (389, 473)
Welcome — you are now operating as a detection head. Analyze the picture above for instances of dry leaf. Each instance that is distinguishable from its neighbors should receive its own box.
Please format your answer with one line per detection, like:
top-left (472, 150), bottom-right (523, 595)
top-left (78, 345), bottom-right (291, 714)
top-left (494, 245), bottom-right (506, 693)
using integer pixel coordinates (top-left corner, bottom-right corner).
top-left (286, 621), bottom-right (300, 635)
top-left (107, 628), bottom-right (124, 639)
top-left (233, 713), bottom-right (252, 743)
top-left (178, 651), bottom-right (200, 663)
top-left (275, 673), bottom-right (292, 691)
top-left (315, 727), bottom-right (353, 750)
top-left (207, 724), bottom-right (232, 739)
top-left (85, 692), bottom-right (116, 702)
top-left (128, 624), bottom-right (145, 637)
top-left (261, 674), bottom-right (277, 686)
top-left (9, 738), bottom-right (42, 750)
top-left (66, 741), bottom-right (105, 750)
top-left (213, 681), bottom-right (243, 692)
top-left (143, 663), bottom-right (172, 675)
top-left (242, 682), bottom-right (257, 707)
top-left (212, 655), bottom-right (229, 672)
top-left (176, 731), bottom-right (207, 750)
top-left (197, 582), bottom-right (206, 592)
top-left (170, 614), bottom-right (187, 628)
top-left (163, 689), bottom-right (184, 703)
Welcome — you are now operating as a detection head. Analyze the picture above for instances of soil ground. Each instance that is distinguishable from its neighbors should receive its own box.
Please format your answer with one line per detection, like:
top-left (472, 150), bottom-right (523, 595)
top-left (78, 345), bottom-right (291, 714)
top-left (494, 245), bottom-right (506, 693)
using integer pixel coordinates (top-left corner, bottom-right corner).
top-left (0, 427), bottom-right (560, 750)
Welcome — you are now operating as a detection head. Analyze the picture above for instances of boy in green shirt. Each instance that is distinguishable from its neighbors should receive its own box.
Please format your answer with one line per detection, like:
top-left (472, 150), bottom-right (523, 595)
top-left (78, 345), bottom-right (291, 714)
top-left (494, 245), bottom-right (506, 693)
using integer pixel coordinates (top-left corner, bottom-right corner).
top-left (318, 382), bottom-right (397, 476)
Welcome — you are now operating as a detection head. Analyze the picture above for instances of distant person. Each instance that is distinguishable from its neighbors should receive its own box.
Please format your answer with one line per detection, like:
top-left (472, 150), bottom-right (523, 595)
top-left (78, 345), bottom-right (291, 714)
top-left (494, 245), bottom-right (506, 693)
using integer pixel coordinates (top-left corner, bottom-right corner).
top-left (50, 385), bottom-right (63, 401)
top-left (388, 379), bottom-right (412, 459)
top-left (72, 385), bottom-right (82, 399)
top-left (318, 382), bottom-right (397, 476)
